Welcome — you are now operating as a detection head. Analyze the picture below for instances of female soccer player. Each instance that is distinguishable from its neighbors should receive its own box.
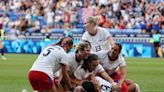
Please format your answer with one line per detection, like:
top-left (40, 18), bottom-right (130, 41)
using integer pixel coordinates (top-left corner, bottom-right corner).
top-left (82, 16), bottom-right (114, 52)
top-left (74, 54), bottom-right (119, 92)
top-left (28, 37), bottom-right (73, 92)
top-left (96, 43), bottom-right (140, 92)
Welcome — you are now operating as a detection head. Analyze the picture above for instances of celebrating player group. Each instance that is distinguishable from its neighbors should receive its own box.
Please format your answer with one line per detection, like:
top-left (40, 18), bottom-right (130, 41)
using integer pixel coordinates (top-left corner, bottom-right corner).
top-left (28, 16), bottom-right (140, 92)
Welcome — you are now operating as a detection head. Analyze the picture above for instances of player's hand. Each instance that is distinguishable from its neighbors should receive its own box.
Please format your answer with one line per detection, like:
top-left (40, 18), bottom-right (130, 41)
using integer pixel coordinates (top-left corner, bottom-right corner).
top-left (117, 83), bottom-right (122, 92)
top-left (112, 82), bottom-right (120, 92)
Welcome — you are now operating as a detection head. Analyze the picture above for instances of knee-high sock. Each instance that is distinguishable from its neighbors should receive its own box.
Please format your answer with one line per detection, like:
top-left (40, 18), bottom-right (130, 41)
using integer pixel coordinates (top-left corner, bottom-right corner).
top-left (135, 83), bottom-right (140, 92)
top-left (1, 48), bottom-right (4, 56)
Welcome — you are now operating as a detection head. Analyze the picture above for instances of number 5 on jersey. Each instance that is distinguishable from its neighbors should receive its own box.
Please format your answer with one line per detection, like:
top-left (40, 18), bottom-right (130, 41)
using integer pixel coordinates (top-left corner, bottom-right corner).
top-left (43, 48), bottom-right (54, 56)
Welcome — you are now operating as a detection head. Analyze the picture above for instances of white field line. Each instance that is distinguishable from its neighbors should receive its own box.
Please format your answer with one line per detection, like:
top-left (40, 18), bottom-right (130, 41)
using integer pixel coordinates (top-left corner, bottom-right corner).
top-left (143, 90), bottom-right (164, 92)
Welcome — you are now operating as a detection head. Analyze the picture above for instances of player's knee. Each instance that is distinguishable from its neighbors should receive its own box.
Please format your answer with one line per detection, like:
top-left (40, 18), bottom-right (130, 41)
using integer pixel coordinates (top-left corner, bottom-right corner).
top-left (121, 82), bottom-right (128, 92)
top-left (125, 79), bottom-right (134, 85)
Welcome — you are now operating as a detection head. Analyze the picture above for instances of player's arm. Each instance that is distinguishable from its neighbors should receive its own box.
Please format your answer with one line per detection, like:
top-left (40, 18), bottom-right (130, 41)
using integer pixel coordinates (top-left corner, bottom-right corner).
top-left (107, 36), bottom-right (115, 46)
top-left (67, 62), bottom-right (83, 86)
top-left (96, 64), bottom-right (119, 91)
top-left (96, 64), bottom-right (115, 84)
top-left (70, 77), bottom-right (83, 86)
top-left (99, 71), bottom-right (119, 91)
top-left (99, 71), bottom-right (114, 84)
top-left (103, 28), bottom-right (115, 46)
top-left (68, 70), bottom-right (83, 86)
top-left (61, 64), bottom-right (72, 91)
top-left (118, 66), bottom-right (126, 86)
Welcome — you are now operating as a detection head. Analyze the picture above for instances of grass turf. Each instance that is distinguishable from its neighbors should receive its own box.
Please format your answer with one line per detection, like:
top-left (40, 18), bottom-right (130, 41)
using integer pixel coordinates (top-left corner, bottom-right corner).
top-left (0, 54), bottom-right (164, 92)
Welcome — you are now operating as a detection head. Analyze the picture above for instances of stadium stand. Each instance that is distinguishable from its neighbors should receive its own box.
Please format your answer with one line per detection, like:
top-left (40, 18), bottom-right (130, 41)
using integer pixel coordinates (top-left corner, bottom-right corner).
top-left (0, 0), bottom-right (163, 57)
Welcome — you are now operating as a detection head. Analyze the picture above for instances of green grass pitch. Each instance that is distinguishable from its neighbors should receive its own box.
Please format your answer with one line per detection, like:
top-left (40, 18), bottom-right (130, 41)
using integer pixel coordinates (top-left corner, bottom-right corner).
top-left (0, 54), bottom-right (164, 92)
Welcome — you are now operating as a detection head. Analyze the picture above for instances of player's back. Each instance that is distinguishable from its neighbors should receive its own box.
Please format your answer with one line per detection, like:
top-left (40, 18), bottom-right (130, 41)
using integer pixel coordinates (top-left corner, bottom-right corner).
top-left (30, 45), bottom-right (67, 79)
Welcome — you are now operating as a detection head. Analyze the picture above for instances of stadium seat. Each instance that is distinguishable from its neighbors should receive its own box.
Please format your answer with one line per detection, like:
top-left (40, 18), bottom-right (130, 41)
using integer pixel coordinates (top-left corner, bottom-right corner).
top-left (70, 28), bottom-right (84, 34)
top-left (8, 12), bottom-right (19, 21)
top-left (38, 16), bottom-right (47, 25)
top-left (51, 29), bottom-right (65, 34)
top-left (159, 30), bottom-right (164, 34)
top-left (76, 23), bottom-right (84, 28)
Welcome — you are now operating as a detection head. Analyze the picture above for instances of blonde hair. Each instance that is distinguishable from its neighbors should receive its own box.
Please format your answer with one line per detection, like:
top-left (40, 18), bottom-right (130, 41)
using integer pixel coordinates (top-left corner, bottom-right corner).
top-left (86, 16), bottom-right (98, 26)
top-left (75, 40), bottom-right (91, 53)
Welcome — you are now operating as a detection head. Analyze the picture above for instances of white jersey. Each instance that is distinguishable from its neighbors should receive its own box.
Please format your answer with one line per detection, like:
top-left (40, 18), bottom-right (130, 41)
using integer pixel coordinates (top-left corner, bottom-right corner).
top-left (30, 45), bottom-right (69, 80)
top-left (82, 26), bottom-right (112, 52)
top-left (74, 64), bottom-right (104, 80)
top-left (95, 51), bottom-right (126, 75)
top-left (96, 76), bottom-right (112, 92)
top-left (46, 12), bottom-right (55, 24)
top-left (67, 53), bottom-right (83, 75)
top-left (74, 76), bottom-right (112, 92)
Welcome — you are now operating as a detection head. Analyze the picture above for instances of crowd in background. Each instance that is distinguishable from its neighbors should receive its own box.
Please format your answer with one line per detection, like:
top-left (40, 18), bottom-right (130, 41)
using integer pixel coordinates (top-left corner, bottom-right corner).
top-left (0, 0), bottom-right (164, 37)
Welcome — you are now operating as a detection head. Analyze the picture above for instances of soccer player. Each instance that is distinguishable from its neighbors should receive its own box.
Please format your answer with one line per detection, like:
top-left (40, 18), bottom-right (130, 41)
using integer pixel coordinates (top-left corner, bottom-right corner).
top-left (74, 77), bottom-right (113, 92)
top-left (0, 25), bottom-right (7, 60)
top-left (68, 40), bottom-right (91, 75)
top-left (66, 40), bottom-right (91, 87)
top-left (74, 80), bottom-right (99, 92)
top-left (96, 43), bottom-right (140, 92)
top-left (82, 16), bottom-right (114, 52)
top-left (56, 40), bottom-right (91, 92)
top-left (74, 54), bottom-right (119, 92)
top-left (28, 37), bottom-right (73, 92)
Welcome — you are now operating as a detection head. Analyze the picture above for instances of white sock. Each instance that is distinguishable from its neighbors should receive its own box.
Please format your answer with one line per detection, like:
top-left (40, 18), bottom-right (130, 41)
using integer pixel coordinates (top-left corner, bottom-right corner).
top-left (135, 83), bottom-right (140, 92)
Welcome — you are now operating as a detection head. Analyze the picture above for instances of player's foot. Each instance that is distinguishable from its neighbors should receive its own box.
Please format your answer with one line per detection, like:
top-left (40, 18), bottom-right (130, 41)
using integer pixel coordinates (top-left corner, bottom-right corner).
top-left (1, 56), bottom-right (7, 60)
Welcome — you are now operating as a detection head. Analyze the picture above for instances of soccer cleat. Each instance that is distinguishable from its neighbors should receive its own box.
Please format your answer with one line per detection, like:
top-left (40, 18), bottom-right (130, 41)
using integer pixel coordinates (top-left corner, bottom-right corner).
top-left (1, 56), bottom-right (7, 60)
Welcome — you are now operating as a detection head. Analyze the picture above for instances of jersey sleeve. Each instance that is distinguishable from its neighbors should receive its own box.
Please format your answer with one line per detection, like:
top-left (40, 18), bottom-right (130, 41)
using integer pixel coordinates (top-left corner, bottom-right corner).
top-left (67, 54), bottom-right (75, 71)
top-left (103, 28), bottom-right (112, 39)
top-left (81, 31), bottom-right (88, 40)
top-left (74, 66), bottom-right (85, 80)
top-left (119, 55), bottom-right (126, 67)
top-left (92, 51), bottom-right (108, 63)
top-left (94, 64), bottom-right (105, 74)
top-left (67, 53), bottom-right (75, 71)
top-left (60, 51), bottom-right (69, 66)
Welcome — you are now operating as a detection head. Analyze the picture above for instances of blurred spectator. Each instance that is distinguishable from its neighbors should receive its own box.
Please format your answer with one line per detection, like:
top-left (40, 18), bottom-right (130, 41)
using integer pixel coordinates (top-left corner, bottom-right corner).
top-left (54, 10), bottom-right (63, 28)
top-left (6, 25), bottom-right (20, 40)
top-left (40, 25), bottom-right (48, 33)
top-left (63, 10), bottom-right (70, 29)
top-left (70, 9), bottom-right (78, 28)
top-left (28, 18), bottom-right (40, 33)
top-left (118, 16), bottom-right (125, 30)
top-left (0, 0), bottom-right (163, 35)
top-left (45, 9), bottom-right (55, 29)
top-left (102, 17), bottom-right (113, 28)
top-left (0, 13), bottom-right (9, 26)
top-left (20, 19), bottom-right (28, 32)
